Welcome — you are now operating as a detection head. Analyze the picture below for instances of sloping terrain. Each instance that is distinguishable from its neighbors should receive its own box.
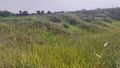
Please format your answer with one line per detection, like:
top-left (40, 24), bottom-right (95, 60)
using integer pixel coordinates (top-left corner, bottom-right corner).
top-left (0, 8), bottom-right (120, 68)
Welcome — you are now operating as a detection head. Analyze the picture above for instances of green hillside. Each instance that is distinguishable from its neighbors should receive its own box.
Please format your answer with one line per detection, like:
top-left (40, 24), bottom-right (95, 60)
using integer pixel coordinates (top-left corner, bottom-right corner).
top-left (0, 8), bottom-right (120, 68)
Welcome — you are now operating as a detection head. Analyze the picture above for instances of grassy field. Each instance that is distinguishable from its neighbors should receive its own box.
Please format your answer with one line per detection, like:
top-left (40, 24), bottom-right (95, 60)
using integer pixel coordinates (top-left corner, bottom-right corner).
top-left (0, 13), bottom-right (120, 68)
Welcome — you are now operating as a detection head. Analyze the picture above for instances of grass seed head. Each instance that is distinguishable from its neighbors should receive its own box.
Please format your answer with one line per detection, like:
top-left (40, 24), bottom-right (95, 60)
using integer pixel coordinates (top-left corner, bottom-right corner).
top-left (104, 42), bottom-right (108, 47)
top-left (95, 53), bottom-right (102, 58)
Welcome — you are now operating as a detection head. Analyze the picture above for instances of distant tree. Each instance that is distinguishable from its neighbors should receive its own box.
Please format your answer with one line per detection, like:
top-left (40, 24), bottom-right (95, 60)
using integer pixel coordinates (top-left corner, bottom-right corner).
top-left (18, 10), bottom-right (29, 16)
top-left (61, 11), bottom-right (64, 13)
top-left (47, 11), bottom-right (52, 14)
top-left (0, 10), bottom-right (12, 17)
top-left (41, 11), bottom-right (44, 14)
top-left (36, 11), bottom-right (41, 15)
top-left (81, 9), bottom-right (87, 11)
top-left (20, 11), bottom-right (29, 16)
top-left (54, 12), bottom-right (59, 14)
top-left (24, 11), bottom-right (29, 15)
top-left (19, 10), bottom-right (22, 15)
top-left (97, 8), bottom-right (101, 10)
top-left (54, 11), bottom-right (64, 14)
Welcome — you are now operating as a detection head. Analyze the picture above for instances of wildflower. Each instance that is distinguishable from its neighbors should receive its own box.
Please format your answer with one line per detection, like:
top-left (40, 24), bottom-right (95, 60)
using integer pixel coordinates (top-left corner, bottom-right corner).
top-left (95, 53), bottom-right (102, 58)
top-left (104, 42), bottom-right (108, 47)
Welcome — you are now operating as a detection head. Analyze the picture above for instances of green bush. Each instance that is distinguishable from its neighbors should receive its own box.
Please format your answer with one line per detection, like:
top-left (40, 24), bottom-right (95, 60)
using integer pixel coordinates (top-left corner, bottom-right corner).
top-left (103, 18), bottom-right (112, 23)
top-left (49, 16), bottom-right (62, 23)
top-left (83, 17), bottom-right (95, 22)
top-left (63, 24), bottom-right (69, 28)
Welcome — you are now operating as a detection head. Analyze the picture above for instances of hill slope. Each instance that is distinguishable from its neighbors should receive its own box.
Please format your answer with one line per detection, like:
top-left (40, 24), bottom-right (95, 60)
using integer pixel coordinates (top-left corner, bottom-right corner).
top-left (0, 8), bottom-right (120, 68)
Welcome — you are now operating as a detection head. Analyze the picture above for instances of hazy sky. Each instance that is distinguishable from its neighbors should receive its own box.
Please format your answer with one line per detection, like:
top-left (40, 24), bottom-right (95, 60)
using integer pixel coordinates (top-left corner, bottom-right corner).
top-left (0, 0), bottom-right (120, 13)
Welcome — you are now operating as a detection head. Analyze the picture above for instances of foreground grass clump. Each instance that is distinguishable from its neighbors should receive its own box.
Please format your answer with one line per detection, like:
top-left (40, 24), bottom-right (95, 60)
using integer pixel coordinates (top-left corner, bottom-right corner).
top-left (0, 15), bottom-right (120, 68)
top-left (0, 42), bottom-right (119, 68)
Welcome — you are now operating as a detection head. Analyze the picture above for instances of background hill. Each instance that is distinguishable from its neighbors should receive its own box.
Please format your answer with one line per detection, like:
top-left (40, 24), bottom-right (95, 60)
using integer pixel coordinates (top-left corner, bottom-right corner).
top-left (0, 8), bottom-right (120, 68)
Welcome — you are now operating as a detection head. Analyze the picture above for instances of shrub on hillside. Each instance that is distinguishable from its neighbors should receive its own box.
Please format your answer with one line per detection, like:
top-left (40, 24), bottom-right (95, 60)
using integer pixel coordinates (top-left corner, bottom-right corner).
top-left (65, 14), bottom-right (80, 25)
top-left (83, 17), bottom-right (94, 22)
top-left (63, 24), bottom-right (69, 28)
top-left (103, 18), bottom-right (112, 23)
top-left (34, 21), bottom-right (53, 29)
top-left (49, 16), bottom-right (62, 23)
top-left (69, 18), bottom-right (79, 25)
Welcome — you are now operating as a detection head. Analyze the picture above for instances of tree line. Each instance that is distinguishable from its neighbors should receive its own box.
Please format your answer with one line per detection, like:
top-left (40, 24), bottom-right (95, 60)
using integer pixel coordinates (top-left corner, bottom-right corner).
top-left (0, 7), bottom-right (120, 20)
top-left (0, 10), bottom-right (64, 17)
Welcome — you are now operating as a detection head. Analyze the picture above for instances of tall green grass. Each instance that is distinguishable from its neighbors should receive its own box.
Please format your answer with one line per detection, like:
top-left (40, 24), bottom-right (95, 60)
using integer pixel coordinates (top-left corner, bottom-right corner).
top-left (0, 15), bottom-right (120, 68)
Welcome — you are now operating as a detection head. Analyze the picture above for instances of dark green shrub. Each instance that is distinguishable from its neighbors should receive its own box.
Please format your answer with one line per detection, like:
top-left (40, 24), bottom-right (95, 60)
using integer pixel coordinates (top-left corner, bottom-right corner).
top-left (103, 18), bottom-right (112, 23)
top-left (65, 15), bottom-right (80, 25)
top-left (50, 16), bottom-right (62, 23)
top-left (63, 24), bottom-right (69, 28)
top-left (68, 18), bottom-right (80, 25)
top-left (83, 18), bottom-right (93, 22)
top-left (82, 16), bottom-right (95, 22)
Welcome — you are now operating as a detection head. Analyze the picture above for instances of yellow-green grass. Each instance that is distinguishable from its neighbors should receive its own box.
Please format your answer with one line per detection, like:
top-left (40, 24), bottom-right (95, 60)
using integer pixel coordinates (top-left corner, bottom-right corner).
top-left (0, 15), bottom-right (120, 68)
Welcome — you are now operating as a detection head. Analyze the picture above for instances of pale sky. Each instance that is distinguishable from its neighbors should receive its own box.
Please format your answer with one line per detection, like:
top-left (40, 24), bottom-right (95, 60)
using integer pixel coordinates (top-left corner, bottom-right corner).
top-left (0, 0), bottom-right (120, 13)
